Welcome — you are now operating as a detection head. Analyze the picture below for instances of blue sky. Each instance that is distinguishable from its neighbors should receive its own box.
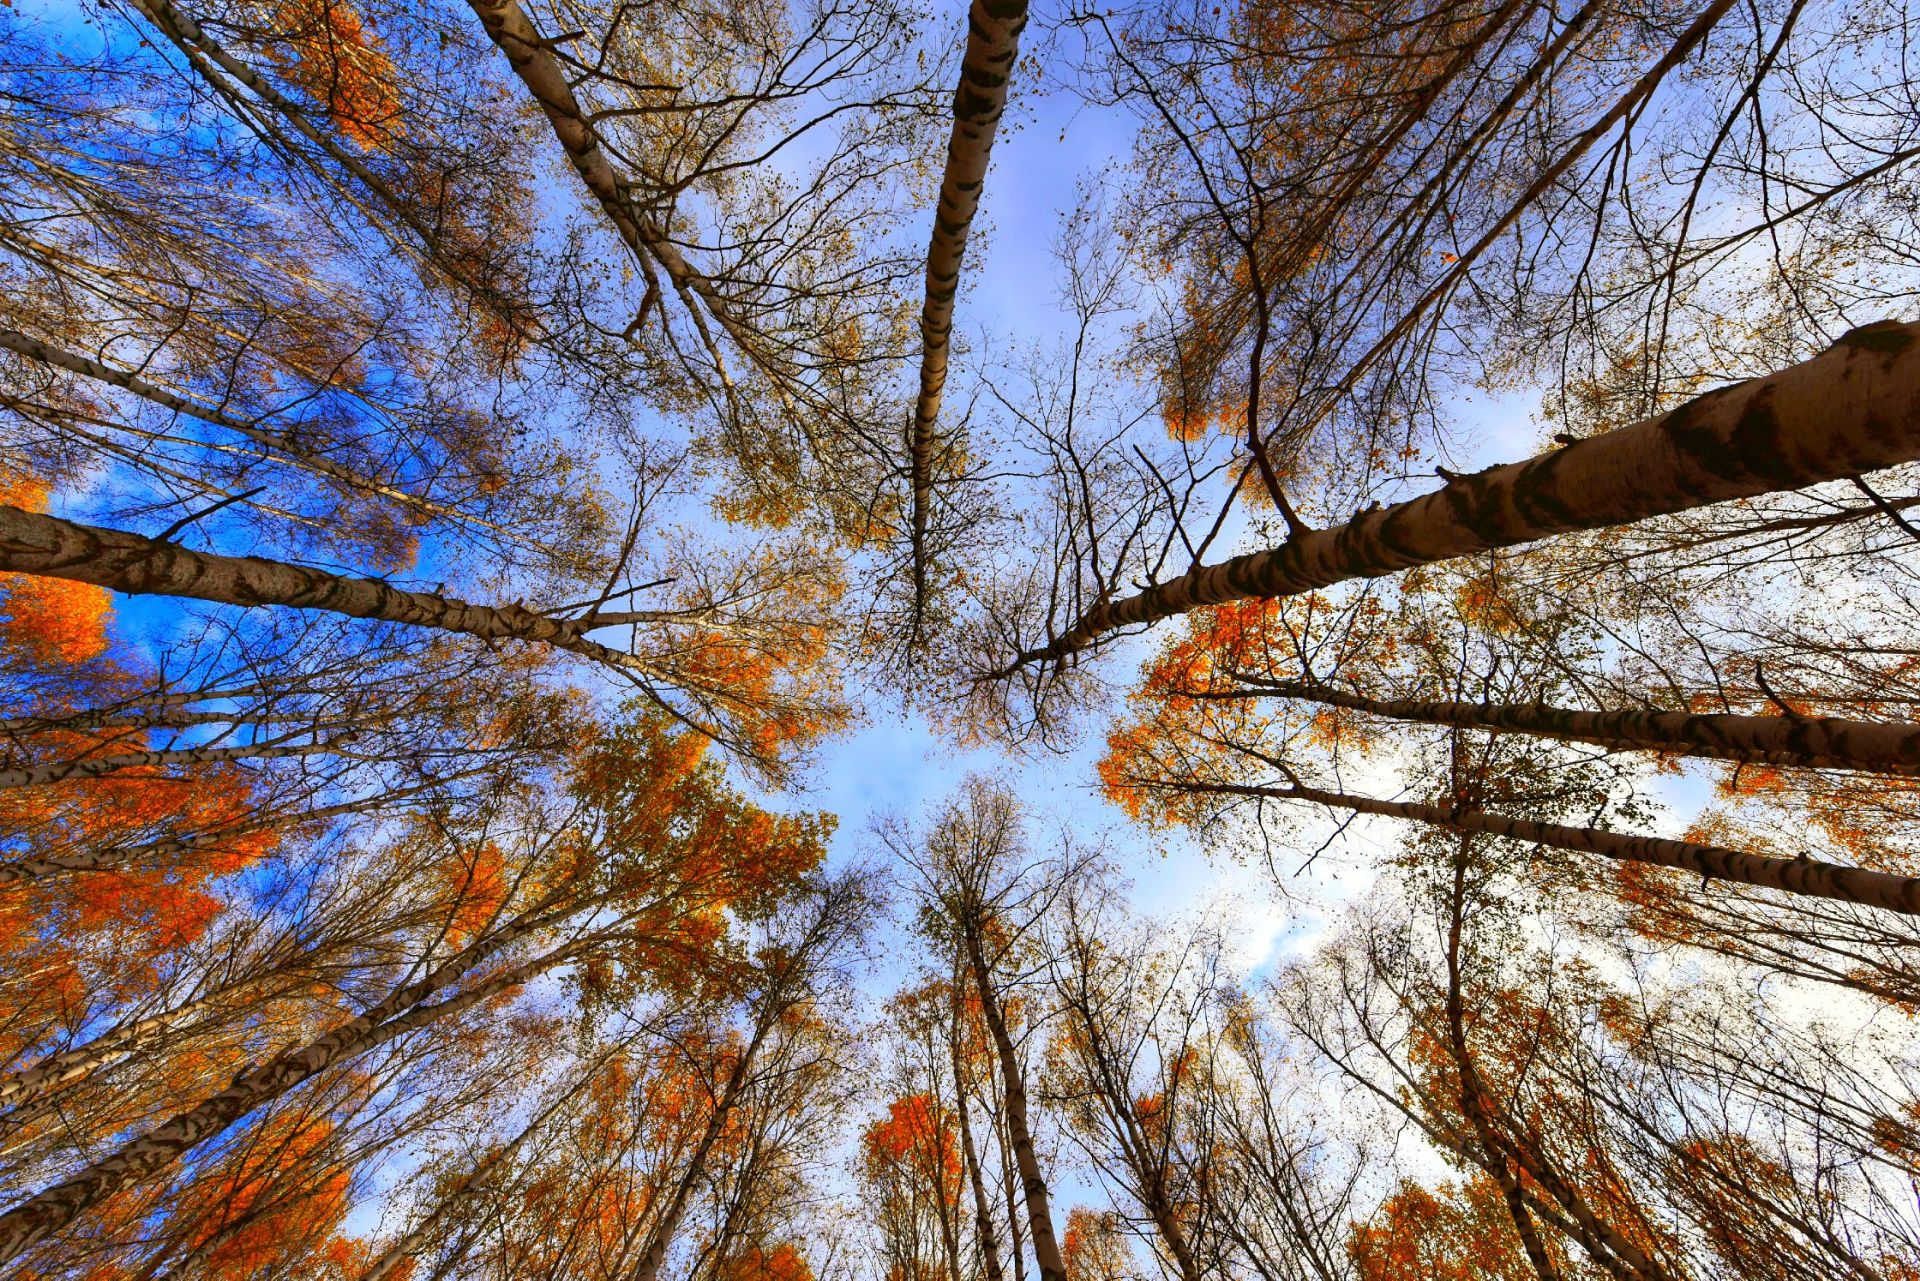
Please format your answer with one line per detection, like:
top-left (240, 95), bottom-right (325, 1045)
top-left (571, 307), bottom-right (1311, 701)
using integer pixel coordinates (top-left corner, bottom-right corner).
top-left (792, 36), bottom-right (1632, 977)
top-left (793, 61), bottom-right (1297, 970)
top-left (31, 0), bottom-right (1723, 973)
top-left (793, 29), bottom-right (1728, 1012)
top-left (19, 0), bottom-right (1722, 1001)
top-left (12, 0), bottom-right (1745, 1248)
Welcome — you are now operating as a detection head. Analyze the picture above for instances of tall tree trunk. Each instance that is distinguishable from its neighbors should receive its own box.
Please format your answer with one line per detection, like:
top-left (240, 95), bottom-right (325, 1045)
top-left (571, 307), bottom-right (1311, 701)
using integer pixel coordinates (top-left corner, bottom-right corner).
top-left (463, 0), bottom-right (779, 389)
top-left (0, 994), bottom-right (227, 1112)
top-left (961, 922), bottom-right (1067, 1281)
top-left (1229, 677), bottom-right (1920, 775)
top-left (629, 981), bottom-right (794, 1281)
top-left (0, 503), bottom-right (638, 666)
top-left (0, 506), bottom-right (774, 759)
top-left (0, 900), bottom-right (590, 1265)
top-left (994, 1074), bottom-right (1029, 1281)
top-left (1174, 779), bottom-right (1920, 914)
top-left (1066, 995), bottom-right (1201, 1281)
top-left (996, 321), bottom-right (1920, 672)
top-left (949, 967), bottom-right (1007, 1281)
top-left (908, 0), bottom-right (1029, 624)
top-left (0, 737), bottom-right (349, 790)
top-left (2, 708), bottom-right (277, 739)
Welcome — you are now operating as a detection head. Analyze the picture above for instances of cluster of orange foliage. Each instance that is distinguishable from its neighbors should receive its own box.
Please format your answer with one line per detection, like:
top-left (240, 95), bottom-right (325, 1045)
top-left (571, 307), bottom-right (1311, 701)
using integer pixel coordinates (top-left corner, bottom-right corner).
top-left (1061, 1208), bottom-right (1133, 1281)
top-left (0, 474), bottom-right (283, 1078)
top-left (639, 552), bottom-right (852, 774)
top-left (671, 619), bottom-right (846, 769)
top-left (1347, 1177), bottom-right (1551, 1281)
top-left (169, 1108), bottom-right (358, 1279)
top-left (1099, 593), bottom-right (1394, 823)
top-left (863, 1092), bottom-right (963, 1204)
top-left (265, 0), bottom-right (403, 151)
top-left (1100, 598), bottom-right (1291, 824)
top-left (1, 476), bottom-right (113, 666)
top-left (435, 840), bottom-right (512, 948)
top-left (862, 1089), bottom-right (967, 1281)
top-left (569, 716), bottom-right (827, 985)
top-left (722, 1242), bottom-right (817, 1281)
top-left (1450, 569), bottom-right (1526, 636)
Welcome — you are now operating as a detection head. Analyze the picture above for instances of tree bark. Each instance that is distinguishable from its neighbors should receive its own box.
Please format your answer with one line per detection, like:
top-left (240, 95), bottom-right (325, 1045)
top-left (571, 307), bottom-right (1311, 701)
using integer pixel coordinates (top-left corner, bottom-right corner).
top-left (2, 708), bottom-right (276, 740)
top-left (0, 503), bottom-right (638, 667)
top-left (996, 321), bottom-right (1920, 672)
top-left (463, 0), bottom-right (778, 386)
top-left (961, 921), bottom-right (1067, 1281)
top-left (995, 1073), bottom-right (1029, 1281)
top-left (949, 969), bottom-right (1007, 1281)
top-left (1171, 779), bottom-right (1920, 915)
top-left (908, 0), bottom-right (1029, 622)
top-left (1230, 678), bottom-right (1920, 775)
top-left (0, 738), bottom-right (348, 791)
top-left (0, 996), bottom-right (224, 1112)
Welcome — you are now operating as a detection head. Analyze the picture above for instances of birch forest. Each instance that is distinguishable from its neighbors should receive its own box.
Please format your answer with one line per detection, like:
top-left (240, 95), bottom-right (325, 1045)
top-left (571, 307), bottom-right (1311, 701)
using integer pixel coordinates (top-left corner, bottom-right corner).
top-left (3, 0), bottom-right (1920, 1274)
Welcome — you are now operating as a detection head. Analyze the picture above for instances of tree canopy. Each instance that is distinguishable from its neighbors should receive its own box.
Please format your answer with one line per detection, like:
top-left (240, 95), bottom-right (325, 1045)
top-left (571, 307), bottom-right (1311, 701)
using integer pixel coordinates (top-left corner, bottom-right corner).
top-left (3, 0), bottom-right (1920, 1274)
